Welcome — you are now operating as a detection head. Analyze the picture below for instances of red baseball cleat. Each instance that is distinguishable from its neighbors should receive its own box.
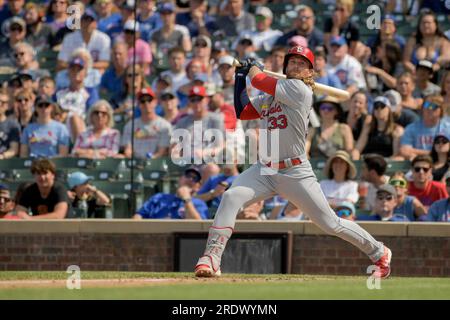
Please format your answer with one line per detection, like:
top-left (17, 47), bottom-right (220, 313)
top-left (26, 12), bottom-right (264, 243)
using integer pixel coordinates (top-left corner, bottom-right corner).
top-left (195, 255), bottom-right (221, 277)
top-left (373, 246), bottom-right (392, 279)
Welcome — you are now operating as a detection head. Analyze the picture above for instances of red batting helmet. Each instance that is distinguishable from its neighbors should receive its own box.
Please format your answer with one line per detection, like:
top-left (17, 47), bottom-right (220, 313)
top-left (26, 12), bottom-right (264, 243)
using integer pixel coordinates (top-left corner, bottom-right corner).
top-left (283, 46), bottom-right (315, 74)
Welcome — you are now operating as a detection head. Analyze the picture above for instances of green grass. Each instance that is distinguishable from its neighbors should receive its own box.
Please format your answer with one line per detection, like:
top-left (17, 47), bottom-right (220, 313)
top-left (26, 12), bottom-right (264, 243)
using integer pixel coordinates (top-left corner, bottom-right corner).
top-left (0, 272), bottom-right (449, 300)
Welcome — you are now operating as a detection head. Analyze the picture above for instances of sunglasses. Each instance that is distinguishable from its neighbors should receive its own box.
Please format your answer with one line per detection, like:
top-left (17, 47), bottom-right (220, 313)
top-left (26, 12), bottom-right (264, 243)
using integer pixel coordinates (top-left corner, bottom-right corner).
top-left (189, 96), bottom-right (204, 103)
top-left (93, 110), bottom-right (108, 116)
top-left (37, 103), bottom-right (51, 109)
top-left (298, 16), bottom-right (313, 21)
top-left (16, 98), bottom-right (29, 103)
top-left (422, 101), bottom-right (440, 111)
top-left (389, 179), bottom-right (407, 188)
top-left (376, 194), bottom-right (394, 201)
top-left (373, 102), bottom-right (387, 110)
top-left (435, 137), bottom-right (449, 145)
top-left (255, 15), bottom-right (267, 22)
top-left (319, 103), bottom-right (335, 112)
top-left (0, 196), bottom-right (11, 203)
top-left (335, 7), bottom-right (345, 12)
top-left (194, 42), bottom-right (208, 48)
top-left (127, 73), bottom-right (139, 78)
top-left (14, 52), bottom-right (25, 58)
top-left (139, 96), bottom-right (153, 104)
top-left (413, 166), bottom-right (430, 173)
top-left (10, 26), bottom-right (23, 32)
top-left (161, 95), bottom-right (175, 101)
top-left (336, 208), bottom-right (352, 217)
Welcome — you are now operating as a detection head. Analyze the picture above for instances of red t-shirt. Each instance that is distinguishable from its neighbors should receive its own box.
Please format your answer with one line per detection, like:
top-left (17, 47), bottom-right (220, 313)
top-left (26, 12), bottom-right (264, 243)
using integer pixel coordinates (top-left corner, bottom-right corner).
top-left (220, 103), bottom-right (237, 130)
top-left (1, 214), bottom-right (20, 220)
top-left (408, 181), bottom-right (448, 207)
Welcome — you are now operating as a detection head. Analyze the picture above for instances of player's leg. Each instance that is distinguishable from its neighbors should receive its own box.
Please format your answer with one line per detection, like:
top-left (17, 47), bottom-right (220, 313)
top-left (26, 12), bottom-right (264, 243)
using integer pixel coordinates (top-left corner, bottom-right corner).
top-left (195, 164), bottom-right (275, 277)
top-left (280, 173), bottom-right (386, 263)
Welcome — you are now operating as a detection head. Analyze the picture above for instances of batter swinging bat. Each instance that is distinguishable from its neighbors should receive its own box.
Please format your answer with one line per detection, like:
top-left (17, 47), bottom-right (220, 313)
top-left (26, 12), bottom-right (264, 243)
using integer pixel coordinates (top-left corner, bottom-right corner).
top-left (232, 59), bottom-right (350, 101)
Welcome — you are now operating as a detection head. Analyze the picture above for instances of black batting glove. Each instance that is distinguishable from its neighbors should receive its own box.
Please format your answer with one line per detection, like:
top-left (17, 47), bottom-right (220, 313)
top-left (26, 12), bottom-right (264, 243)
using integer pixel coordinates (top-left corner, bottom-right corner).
top-left (246, 58), bottom-right (264, 71)
top-left (235, 59), bottom-right (251, 77)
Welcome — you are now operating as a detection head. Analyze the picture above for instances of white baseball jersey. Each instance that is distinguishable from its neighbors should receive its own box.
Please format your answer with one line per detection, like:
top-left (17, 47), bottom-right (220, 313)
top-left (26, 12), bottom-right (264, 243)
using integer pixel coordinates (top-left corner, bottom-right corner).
top-left (250, 79), bottom-right (313, 161)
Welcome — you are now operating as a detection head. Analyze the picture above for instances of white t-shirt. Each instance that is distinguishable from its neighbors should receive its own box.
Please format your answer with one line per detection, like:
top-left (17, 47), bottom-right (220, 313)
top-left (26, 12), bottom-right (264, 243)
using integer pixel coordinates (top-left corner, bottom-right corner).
top-left (320, 179), bottom-right (359, 205)
top-left (58, 30), bottom-right (111, 63)
top-left (326, 54), bottom-right (367, 90)
top-left (232, 29), bottom-right (283, 52)
top-left (159, 70), bottom-right (190, 92)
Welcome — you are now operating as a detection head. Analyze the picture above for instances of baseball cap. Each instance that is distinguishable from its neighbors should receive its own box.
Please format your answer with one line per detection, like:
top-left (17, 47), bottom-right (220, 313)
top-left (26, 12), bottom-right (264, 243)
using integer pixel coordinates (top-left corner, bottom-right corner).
top-left (417, 60), bottom-right (433, 71)
top-left (67, 172), bottom-right (94, 189)
top-left (157, 74), bottom-right (172, 86)
top-left (137, 87), bottom-right (156, 99)
top-left (69, 57), bottom-right (85, 68)
top-left (193, 73), bottom-right (209, 83)
top-left (238, 34), bottom-right (253, 46)
top-left (184, 167), bottom-right (202, 183)
top-left (330, 36), bottom-right (347, 47)
top-left (81, 10), bottom-right (98, 21)
top-left (383, 90), bottom-right (401, 113)
top-left (160, 89), bottom-right (176, 99)
top-left (35, 95), bottom-right (55, 106)
top-left (255, 6), bottom-right (273, 19)
top-left (373, 96), bottom-right (391, 108)
top-left (218, 55), bottom-right (234, 66)
top-left (381, 14), bottom-right (396, 24)
top-left (189, 85), bottom-right (207, 97)
top-left (121, 0), bottom-right (135, 10)
top-left (335, 201), bottom-right (356, 217)
top-left (159, 2), bottom-right (175, 13)
top-left (123, 20), bottom-right (140, 32)
top-left (193, 35), bottom-right (212, 48)
top-left (8, 17), bottom-right (26, 30)
top-left (435, 132), bottom-right (450, 141)
top-left (376, 184), bottom-right (397, 197)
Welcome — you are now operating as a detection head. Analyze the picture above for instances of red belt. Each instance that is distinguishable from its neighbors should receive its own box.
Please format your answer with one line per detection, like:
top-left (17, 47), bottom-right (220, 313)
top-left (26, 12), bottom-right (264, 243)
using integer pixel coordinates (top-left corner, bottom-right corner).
top-left (266, 157), bottom-right (302, 169)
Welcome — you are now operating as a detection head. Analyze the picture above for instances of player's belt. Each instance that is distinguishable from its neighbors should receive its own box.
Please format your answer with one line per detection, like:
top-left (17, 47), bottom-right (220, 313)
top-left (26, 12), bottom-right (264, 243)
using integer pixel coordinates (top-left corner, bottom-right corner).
top-left (266, 157), bottom-right (302, 169)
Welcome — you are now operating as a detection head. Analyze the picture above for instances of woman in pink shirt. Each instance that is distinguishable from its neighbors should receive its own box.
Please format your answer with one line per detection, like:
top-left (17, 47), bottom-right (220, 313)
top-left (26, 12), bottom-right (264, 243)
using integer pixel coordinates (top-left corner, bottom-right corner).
top-left (72, 100), bottom-right (120, 159)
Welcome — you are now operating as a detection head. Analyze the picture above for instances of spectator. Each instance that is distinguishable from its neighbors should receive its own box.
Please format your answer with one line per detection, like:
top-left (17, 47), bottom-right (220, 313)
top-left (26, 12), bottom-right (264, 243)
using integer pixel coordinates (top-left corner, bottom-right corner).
top-left (100, 42), bottom-right (128, 98)
top-left (306, 96), bottom-right (354, 159)
top-left (173, 85), bottom-right (225, 161)
top-left (426, 171), bottom-right (450, 221)
top-left (57, 11), bottom-right (111, 73)
top-left (274, 5), bottom-right (324, 49)
top-left (384, 89), bottom-right (419, 128)
top-left (236, 201), bottom-right (265, 220)
top-left (408, 154), bottom-right (448, 208)
top-left (234, 35), bottom-right (258, 61)
top-left (400, 95), bottom-right (450, 160)
top-left (396, 72), bottom-right (422, 113)
top-left (55, 48), bottom-right (101, 95)
top-left (20, 95), bottom-right (70, 158)
top-left (196, 163), bottom-right (239, 213)
top-left (23, 2), bottom-right (52, 53)
top-left (133, 167), bottom-right (208, 220)
top-left (13, 88), bottom-right (35, 131)
top-left (15, 159), bottom-right (70, 219)
top-left (199, 163), bottom-right (220, 186)
top-left (430, 133), bottom-right (450, 182)
top-left (175, 0), bottom-right (218, 38)
top-left (320, 150), bottom-right (359, 207)
top-left (216, 55), bottom-right (235, 105)
top-left (365, 39), bottom-right (403, 93)
top-left (45, 0), bottom-right (70, 34)
top-left (158, 47), bottom-right (189, 92)
top-left (0, 0), bottom-right (25, 27)
top-left (67, 171), bottom-right (111, 218)
top-left (0, 92), bottom-right (20, 159)
top-left (0, 17), bottom-right (27, 69)
top-left (326, 36), bottom-right (367, 95)
top-left (112, 64), bottom-right (149, 119)
top-left (191, 35), bottom-right (213, 76)
top-left (56, 57), bottom-right (93, 142)
top-left (389, 172), bottom-right (427, 221)
top-left (0, 185), bottom-right (18, 219)
top-left (120, 20), bottom-right (152, 76)
top-left (413, 60), bottom-right (441, 99)
top-left (334, 201), bottom-right (356, 221)
top-left (403, 9), bottom-right (450, 73)
top-left (358, 184), bottom-right (410, 221)
top-left (360, 154), bottom-right (389, 211)
top-left (441, 70), bottom-right (450, 116)
top-left (365, 14), bottom-right (406, 54)
top-left (95, 0), bottom-right (121, 38)
top-left (314, 46), bottom-right (343, 91)
top-left (216, 0), bottom-right (255, 37)
top-left (177, 58), bottom-right (209, 102)
top-left (137, 0), bottom-right (162, 41)
top-left (207, 84), bottom-right (238, 131)
top-left (151, 2), bottom-right (191, 60)
top-left (37, 76), bottom-right (56, 99)
top-left (122, 87), bottom-right (172, 159)
top-left (267, 46), bottom-right (285, 74)
top-left (106, 0), bottom-right (136, 41)
top-left (159, 88), bottom-right (185, 125)
top-left (72, 100), bottom-right (120, 159)
top-left (345, 90), bottom-right (371, 149)
top-left (13, 42), bottom-right (50, 81)
top-left (354, 96), bottom-right (404, 159)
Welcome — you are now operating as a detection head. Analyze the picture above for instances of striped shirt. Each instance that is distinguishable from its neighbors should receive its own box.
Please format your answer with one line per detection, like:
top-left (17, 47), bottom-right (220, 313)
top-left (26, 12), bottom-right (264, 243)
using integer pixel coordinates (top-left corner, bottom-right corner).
top-left (73, 127), bottom-right (120, 157)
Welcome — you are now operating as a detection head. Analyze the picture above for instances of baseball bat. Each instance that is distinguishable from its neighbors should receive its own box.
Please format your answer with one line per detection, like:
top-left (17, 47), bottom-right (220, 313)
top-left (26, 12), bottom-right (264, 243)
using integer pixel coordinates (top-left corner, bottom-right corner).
top-left (232, 59), bottom-right (350, 100)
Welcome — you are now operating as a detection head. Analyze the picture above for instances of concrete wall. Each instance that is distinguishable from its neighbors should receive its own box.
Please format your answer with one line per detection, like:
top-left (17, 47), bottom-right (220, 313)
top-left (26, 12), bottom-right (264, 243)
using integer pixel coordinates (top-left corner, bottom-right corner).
top-left (0, 220), bottom-right (449, 276)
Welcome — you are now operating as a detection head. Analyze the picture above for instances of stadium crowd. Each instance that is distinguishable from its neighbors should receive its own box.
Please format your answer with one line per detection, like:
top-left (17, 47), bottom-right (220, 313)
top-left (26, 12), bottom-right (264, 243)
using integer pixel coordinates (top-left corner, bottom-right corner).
top-left (0, 0), bottom-right (449, 222)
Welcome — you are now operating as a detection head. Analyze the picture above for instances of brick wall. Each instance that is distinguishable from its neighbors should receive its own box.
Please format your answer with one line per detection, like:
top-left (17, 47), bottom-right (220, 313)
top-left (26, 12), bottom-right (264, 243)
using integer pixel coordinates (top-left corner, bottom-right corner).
top-left (0, 221), bottom-right (449, 276)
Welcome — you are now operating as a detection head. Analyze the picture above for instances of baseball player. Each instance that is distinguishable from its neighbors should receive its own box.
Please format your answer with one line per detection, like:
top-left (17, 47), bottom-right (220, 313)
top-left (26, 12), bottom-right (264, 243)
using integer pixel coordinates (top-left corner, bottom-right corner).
top-left (194, 46), bottom-right (392, 279)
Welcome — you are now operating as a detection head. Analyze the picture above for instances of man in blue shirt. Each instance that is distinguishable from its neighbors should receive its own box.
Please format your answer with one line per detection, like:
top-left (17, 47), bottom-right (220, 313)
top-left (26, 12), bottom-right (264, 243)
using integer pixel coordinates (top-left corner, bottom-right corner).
top-left (175, 0), bottom-right (218, 38)
top-left (196, 164), bottom-right (239, 215)
top-left (358, 184), bottom-right (410, 222)
top-left (133, 167), bottom-right (209, 220)
top-left (426, 171), bottom-right (450, 222)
